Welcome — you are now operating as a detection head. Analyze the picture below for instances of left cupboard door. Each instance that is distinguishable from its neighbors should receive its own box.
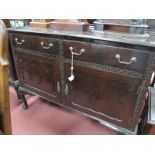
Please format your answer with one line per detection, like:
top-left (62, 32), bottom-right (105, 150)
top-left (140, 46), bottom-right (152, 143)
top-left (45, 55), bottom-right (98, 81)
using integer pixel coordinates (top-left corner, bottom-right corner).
top-left (14, 52), bottom-right (62, 104)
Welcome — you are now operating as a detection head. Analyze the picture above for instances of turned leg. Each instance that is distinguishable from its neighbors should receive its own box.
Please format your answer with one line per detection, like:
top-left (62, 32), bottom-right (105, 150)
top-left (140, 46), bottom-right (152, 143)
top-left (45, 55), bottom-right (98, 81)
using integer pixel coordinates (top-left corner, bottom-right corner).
top-left (9, 80), bottom-right (29, 110)
top-left (13, 87), bottom-right (23, 104)
top-left (138, 121), bottom-right (144, 135)
top-left (16, 89), bottom-right (29, 110)
top-left (20, 95), bottom-right (28, 110)
top-left (9, 80), bottom-right (22, 105)
top-left (137, 100), bottom-right (148, 135)
top-left (13, 86), bottom-right (29, 109)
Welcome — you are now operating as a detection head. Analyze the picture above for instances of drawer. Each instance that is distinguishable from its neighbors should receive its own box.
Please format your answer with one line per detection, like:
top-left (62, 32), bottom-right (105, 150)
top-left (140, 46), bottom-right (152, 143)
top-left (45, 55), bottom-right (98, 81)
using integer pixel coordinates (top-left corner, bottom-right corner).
top-left (63, 40), bottom-right (149, 73)
top-left (10, 33), bottom-right (60, 55)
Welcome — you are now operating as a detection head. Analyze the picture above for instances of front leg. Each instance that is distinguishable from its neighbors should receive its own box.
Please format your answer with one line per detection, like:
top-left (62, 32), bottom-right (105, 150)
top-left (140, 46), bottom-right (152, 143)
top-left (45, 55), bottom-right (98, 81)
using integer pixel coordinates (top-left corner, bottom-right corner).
top-left (20, 94), bottom-right (28, 110)
top-left (14, 86), bottom-right (23, 104)
top-left (9, 79), bottom-right (22, 105)
top-left (9, 79), bottom-right (29, 109)
top-left (17, 87), bottom-right (29, 110)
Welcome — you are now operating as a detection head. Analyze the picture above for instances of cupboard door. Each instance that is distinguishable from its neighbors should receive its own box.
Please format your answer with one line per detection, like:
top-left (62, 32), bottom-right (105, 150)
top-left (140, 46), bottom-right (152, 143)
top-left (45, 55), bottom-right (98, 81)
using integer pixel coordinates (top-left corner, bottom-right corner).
top-left (64, 63), bottom-right (141, 131)
top-left (15, 52), bottom-right (61, 103)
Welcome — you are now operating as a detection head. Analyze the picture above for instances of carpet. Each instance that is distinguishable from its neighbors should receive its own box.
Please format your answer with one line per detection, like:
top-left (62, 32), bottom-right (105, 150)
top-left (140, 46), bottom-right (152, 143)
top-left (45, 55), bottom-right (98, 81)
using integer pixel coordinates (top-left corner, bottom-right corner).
top-left (9, 86), bottom-right (118, 135)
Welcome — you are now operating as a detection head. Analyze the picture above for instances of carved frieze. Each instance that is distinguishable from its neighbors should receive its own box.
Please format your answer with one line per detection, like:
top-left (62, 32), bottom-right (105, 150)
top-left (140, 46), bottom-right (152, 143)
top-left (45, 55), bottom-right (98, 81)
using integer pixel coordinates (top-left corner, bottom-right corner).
top-left (64, 58), bottom-right (143, 79)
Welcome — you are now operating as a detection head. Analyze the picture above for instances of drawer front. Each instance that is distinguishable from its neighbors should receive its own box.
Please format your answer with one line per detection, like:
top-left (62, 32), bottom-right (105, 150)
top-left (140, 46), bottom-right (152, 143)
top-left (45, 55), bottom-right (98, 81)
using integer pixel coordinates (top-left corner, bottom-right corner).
top-left (10, 33), bottom-right (60, 55)
top-left (64, 63), bottom-right (141, 131)
top-left (63, 40), bottom-right (149, 73)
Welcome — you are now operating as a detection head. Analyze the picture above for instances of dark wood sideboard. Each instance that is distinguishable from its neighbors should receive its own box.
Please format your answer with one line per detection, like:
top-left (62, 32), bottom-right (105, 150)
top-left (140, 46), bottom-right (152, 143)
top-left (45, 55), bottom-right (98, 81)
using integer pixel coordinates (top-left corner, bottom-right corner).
top-left (7, 26), bottom-right (155, 134)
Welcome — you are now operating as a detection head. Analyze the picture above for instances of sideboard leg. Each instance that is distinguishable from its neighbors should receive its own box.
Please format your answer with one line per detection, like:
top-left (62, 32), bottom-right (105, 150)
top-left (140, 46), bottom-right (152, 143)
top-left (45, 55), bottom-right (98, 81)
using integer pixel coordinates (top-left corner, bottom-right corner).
top-left (137, 121), bottom-right (144, 135)
top-left (20, 95), bottom-right (28, 110)
top-left (9, 80), bottom-right (29, 109)
top-left (137, 98), bottom-right (148, 135)
top-left (14, 87), bottom-right (23, 105)
top-left (9, 79), bottom-right (23, 105)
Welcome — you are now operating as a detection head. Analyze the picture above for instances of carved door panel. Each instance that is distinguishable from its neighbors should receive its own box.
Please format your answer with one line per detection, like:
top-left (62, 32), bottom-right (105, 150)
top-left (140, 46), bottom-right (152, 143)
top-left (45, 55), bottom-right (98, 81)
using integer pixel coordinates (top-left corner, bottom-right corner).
top-left (64, 63), bottom-right (141, 131)
top-left (15, 52), bottom-right (61, 103)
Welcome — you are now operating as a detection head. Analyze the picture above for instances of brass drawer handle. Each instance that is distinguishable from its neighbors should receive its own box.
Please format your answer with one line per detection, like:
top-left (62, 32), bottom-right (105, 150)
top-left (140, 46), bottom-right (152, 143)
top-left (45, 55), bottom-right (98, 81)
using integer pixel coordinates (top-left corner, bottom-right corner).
top-left (68, 46), bottom-right (85, 81)
top-left (15, 38), bottom-right (25, 45)
top-left (69, 47), bottom-right (85, 55)
top-left (115, 54), bottom-right (137, 65)
top-left (40, 42), bottom-right (53, 49)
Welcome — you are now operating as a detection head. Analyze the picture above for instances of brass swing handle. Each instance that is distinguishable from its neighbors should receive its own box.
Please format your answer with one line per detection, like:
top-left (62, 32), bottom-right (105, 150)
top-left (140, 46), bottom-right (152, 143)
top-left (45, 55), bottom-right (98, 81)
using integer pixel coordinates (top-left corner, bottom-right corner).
top-left (115, 54), bottom-right (137, 65)
top-left (68, 47), bottom-right (85, 81)
top-left (15, 38), bottom-right (25, 45)
top-left (69, 46), bottom-right (86, 55)
top-left (41, 42), bottom-right (53, 49)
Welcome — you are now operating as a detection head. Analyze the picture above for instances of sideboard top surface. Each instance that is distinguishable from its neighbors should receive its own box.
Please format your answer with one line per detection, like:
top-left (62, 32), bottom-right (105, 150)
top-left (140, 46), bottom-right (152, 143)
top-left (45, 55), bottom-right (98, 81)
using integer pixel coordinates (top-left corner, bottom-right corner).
top-left (7, 26), bottom-right (155, 49)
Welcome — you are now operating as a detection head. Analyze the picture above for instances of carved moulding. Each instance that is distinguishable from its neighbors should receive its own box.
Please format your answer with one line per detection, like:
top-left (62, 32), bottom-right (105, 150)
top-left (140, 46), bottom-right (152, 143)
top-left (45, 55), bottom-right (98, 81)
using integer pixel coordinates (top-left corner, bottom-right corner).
top-left (130, 52), bottom-right (155, 131)
top-left (134, 52), bottom-right (155, 114)
top-left (63, 58), bottom-right (143, 80)
top-left (14, 47), bottom-right (60, 60)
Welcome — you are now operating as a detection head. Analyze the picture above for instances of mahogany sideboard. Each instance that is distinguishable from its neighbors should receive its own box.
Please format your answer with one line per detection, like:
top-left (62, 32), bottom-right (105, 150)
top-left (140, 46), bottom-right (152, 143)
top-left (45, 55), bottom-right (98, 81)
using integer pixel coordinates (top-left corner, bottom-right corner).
top-left (7, 26), bottom-right (155, 134)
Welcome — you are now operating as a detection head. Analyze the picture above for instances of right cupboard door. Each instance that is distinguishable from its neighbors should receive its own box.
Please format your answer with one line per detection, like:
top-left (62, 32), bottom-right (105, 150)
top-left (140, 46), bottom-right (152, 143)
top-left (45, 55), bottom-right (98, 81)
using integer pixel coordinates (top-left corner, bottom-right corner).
top-left (64, 63), bottom-right (141, 131)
